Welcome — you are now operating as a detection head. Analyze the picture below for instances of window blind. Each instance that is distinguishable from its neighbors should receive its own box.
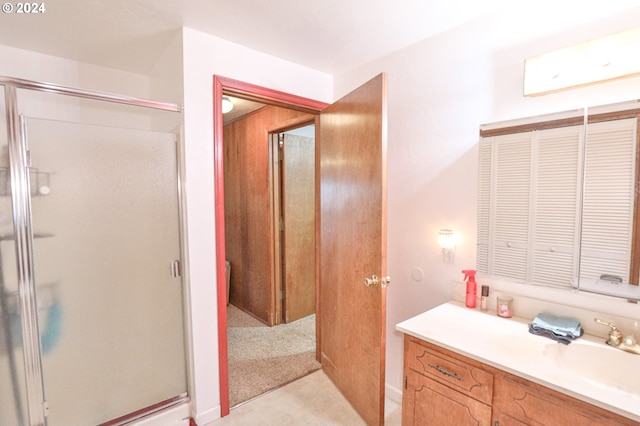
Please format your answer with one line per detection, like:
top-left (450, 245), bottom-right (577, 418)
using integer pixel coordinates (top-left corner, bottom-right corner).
top-left (580, 118), bottom-right (637, 283)
top-left (477, 117), bottom-right (636, 288)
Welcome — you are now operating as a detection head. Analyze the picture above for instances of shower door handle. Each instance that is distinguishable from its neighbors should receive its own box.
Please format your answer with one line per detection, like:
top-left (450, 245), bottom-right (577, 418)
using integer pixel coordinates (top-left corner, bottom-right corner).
top-left (170, 260), bottom-right (181, 278)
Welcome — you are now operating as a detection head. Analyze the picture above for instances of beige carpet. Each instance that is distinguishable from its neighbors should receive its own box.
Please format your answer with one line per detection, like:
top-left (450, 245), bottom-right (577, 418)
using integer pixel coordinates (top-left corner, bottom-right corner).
top-left (227, 304), bottom-right (321, 407)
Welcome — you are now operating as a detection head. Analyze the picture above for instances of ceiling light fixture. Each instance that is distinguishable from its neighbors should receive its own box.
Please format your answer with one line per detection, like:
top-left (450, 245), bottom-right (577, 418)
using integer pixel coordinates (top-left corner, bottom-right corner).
top-left (222, 96), bottom-right (234, 114)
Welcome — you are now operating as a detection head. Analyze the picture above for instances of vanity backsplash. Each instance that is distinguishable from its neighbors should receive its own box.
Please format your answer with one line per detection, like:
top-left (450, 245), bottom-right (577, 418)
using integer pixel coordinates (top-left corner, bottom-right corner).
top-left (452, 279), bottom-right (640, 340)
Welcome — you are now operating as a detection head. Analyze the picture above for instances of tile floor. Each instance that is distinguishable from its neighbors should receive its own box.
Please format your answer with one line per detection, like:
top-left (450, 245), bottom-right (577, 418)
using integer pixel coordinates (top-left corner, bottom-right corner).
top-left (205, 370), bottom-right (402, 425)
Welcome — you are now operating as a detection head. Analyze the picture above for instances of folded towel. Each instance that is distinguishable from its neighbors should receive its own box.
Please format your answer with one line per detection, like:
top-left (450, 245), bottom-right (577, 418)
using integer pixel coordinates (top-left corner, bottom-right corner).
top-left (531, 313), bottom-right (582, 338)
top-left (528, 323), bottom-right (583, 345)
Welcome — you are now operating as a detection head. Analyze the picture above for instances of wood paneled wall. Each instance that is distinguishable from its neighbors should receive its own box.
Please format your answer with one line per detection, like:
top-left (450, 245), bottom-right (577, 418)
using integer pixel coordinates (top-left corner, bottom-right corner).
top-left (223, 105), bottom-right (314, 324)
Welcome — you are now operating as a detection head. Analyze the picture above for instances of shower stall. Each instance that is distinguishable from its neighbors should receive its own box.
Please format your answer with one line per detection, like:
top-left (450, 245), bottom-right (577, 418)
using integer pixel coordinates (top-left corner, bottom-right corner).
top-left (0, 77), bottom-right (188, 425)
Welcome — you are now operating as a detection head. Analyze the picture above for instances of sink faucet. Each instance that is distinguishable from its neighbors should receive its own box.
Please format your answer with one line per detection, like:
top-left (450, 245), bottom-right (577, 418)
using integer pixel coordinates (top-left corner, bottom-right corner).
top-left (594, 318), bottom-right (640, 355)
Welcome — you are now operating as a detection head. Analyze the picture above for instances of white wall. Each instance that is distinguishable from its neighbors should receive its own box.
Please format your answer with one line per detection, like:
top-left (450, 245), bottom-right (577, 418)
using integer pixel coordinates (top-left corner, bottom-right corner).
top-left (180, 27), bottom-right (332, 424)
top-left (333, 3), bottom-right (640, 400)
top-left (0, 43), bottom-right (175, 133)
top-left (0, 44), bottom-right (150, 98)
top-left (149, 30), bottom-right (184, 132)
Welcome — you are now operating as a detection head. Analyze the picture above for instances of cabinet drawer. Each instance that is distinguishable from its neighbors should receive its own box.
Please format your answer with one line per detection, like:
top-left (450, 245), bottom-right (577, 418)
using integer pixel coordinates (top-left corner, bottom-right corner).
top-left (407, 340), bottom-right (493, 405)
top-left (494, 374), bottom-right (638, 426)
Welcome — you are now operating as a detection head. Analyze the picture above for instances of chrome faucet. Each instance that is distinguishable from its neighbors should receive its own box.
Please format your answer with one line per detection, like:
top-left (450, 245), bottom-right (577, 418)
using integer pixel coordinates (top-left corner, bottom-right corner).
top-left (594, 318), bottom-right (640, 355)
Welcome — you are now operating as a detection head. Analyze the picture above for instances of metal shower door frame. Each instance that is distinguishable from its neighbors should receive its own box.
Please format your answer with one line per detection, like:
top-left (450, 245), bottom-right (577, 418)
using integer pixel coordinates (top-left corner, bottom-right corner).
top-left (1, 76), bottom-right (182, 426)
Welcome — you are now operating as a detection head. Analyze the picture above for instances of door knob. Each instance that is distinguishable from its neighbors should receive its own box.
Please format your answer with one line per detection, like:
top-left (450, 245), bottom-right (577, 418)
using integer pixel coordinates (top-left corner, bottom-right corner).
top-left (364, 275), bottom-right (379, 287)
top-left (364, 275), bottom-right (391, 288)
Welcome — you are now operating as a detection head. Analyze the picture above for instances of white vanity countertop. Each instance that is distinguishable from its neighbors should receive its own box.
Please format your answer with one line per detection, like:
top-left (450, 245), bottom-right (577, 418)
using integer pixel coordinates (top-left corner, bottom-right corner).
top-left (396, 301), bottom-right (640, 422)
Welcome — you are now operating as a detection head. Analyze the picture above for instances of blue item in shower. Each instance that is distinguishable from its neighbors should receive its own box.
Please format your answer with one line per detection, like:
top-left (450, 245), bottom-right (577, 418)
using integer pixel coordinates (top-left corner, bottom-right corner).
top-left (5, 302), bottom-right (62, 354)
top-left (40, 302), bottom-right (62, 354)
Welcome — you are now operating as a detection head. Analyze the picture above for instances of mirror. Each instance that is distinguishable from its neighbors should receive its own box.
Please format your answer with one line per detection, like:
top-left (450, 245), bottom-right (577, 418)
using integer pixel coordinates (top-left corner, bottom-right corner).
top-left (477, 101), bottom-right (639, 301)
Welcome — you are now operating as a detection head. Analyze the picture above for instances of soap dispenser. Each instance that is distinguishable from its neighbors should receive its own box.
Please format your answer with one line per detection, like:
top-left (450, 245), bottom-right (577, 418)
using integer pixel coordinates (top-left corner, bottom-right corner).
top-left (462, 270), bottom-right (477, 308)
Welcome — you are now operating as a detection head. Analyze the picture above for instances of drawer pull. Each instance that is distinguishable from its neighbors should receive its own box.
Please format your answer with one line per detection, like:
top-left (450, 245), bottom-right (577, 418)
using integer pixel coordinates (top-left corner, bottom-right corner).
top-left (427, 363), bottom-right (463, 381)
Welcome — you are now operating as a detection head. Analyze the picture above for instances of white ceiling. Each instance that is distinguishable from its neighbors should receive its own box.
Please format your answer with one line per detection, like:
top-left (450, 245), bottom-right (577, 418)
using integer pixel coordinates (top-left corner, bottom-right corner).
top-left (0, 0), bottom-right (519, 75)
top-left (1, 1), bottom-right (639, 77)
top-left (223, 96), bottom-right (265, 124)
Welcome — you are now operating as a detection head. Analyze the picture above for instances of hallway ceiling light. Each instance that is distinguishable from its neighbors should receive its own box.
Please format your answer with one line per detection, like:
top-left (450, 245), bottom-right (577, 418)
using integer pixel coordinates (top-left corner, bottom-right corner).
top-left (524, 26), bottom-right (640, 96)
top-left (222, 96), bottom-right (234, 114)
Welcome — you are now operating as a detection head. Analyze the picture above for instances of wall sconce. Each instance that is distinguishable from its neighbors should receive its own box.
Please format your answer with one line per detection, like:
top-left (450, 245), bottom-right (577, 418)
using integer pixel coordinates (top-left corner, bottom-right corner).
top-left (438, 229), bottom-right (455, 263)
top-left (222, 96), bottom-right (234, 114)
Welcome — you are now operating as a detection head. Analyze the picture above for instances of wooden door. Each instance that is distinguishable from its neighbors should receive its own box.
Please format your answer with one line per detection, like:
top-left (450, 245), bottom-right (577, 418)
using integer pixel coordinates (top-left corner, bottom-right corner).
top-left (319, 73), bottom-right (388, 425)
top-left (282, 132), bottom-right (316, 323)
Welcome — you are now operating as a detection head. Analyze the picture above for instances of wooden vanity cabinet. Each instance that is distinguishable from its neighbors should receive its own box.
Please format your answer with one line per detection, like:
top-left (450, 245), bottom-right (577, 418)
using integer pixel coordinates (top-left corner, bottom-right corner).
top-left (493, 373), bottom-right (638, 426)
top-left (402, 335), bottom-right (639, 426)
top-left (402, 335), bottom-right (493, 425)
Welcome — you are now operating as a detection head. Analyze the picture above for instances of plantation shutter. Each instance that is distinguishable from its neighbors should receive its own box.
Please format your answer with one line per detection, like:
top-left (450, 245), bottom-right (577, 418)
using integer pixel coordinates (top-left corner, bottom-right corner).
top-left (580, 118), bottom-right (637, 282)
top-left (476, 139), bottom-right (492, 274)
top-left (478, 125), bottom-right (582, 288)
top-left (491, 132), bottom-right (532, 282)
top-left (530, 126), bottom-right (582, 287)
top-left (479, 115), bottom-right (637, 289)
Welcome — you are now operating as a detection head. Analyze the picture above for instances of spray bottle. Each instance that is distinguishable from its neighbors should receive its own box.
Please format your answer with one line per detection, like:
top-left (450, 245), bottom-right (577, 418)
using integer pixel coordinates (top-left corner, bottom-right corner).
top-left (462, 270), bottom-right (477, 308)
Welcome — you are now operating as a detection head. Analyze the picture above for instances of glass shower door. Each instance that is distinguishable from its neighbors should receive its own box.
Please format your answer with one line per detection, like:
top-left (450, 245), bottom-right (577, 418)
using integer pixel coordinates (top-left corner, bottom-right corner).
top-left (24, 117), bottom-right (187, 425)
top-left (0, 87), bottom-right (29, 426)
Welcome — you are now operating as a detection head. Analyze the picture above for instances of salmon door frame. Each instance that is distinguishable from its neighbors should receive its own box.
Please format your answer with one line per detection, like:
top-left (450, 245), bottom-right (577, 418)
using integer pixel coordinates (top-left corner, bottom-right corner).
top-left (213, 75), bottom-right (328, 416)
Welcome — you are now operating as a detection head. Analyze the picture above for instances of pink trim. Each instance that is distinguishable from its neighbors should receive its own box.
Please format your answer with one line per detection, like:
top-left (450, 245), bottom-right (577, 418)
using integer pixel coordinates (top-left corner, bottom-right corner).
top-left (213, 75), bottom-right (327, 416)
